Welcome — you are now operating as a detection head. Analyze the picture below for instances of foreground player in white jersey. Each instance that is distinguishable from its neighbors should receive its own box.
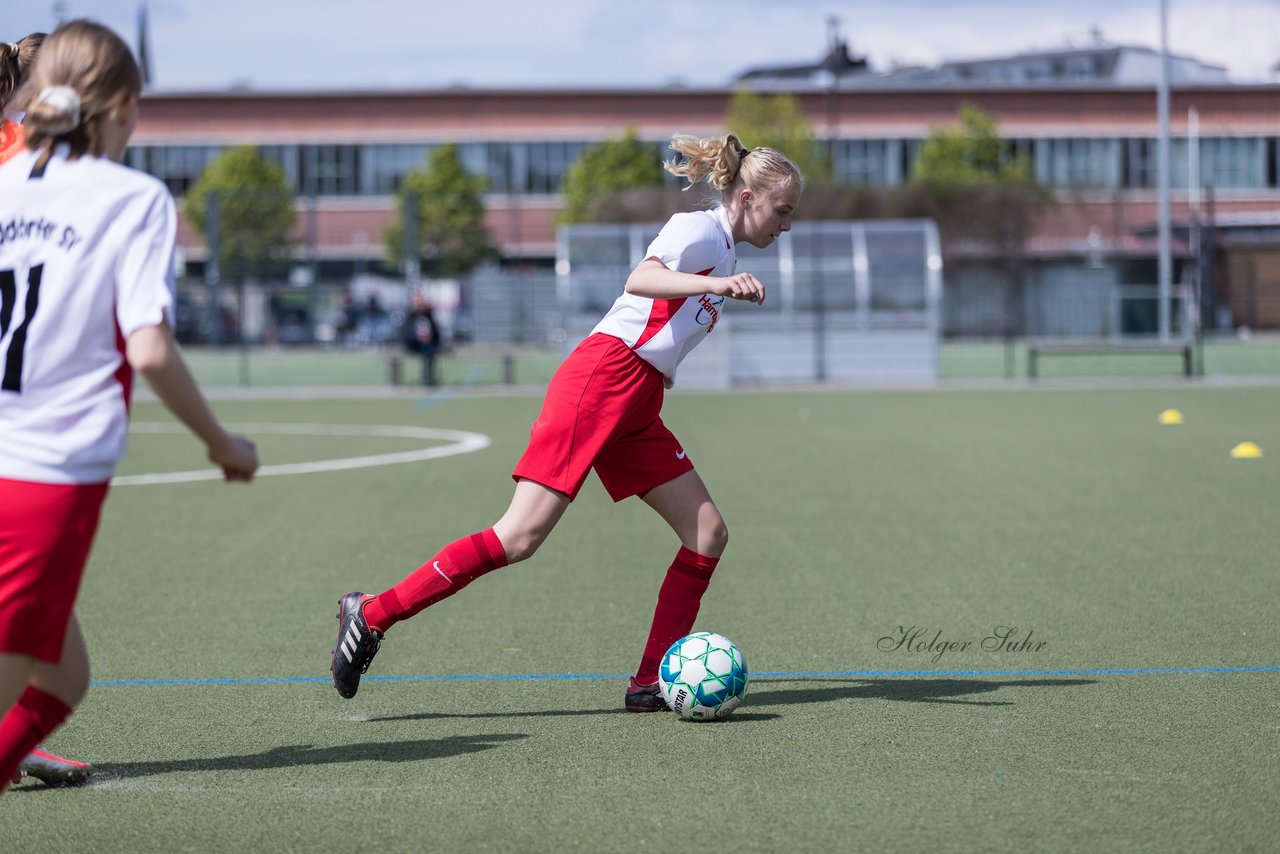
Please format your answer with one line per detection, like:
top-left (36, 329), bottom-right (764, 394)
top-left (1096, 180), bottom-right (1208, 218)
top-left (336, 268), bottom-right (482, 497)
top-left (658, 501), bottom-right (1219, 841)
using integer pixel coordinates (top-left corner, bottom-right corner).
top-left (0, 20), bottom-right (259, 794)
top-left (2, 26), bottom-right (106, 789)
top-left (332, 132), bottom-right (801, 710)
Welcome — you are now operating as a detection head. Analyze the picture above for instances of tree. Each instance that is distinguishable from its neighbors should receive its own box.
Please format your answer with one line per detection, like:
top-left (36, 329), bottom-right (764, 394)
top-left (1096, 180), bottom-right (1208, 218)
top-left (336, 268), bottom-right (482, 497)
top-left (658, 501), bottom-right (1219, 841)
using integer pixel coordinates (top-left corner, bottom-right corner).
top-left (559, 128), bottom-right (665, 223)
top-left (913, 103), bottom-right (1032, 184)
top-left (908, 103), bottom-right (1051, 339)
top-left (183, 146), bottom-right (296, 273)
top-left (725, 89), bottom-right (829, 183)
top-left (385, 144), bottom-right (495, 276)
top-left (906, 103), bottom-right (1048, 243)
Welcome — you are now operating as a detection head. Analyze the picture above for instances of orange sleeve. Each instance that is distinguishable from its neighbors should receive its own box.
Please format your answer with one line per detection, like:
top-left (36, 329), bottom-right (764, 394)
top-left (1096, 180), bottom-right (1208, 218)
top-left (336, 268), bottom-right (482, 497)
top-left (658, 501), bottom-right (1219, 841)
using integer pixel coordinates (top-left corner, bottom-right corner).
top-left (0, 121), bottom-right (26, 166)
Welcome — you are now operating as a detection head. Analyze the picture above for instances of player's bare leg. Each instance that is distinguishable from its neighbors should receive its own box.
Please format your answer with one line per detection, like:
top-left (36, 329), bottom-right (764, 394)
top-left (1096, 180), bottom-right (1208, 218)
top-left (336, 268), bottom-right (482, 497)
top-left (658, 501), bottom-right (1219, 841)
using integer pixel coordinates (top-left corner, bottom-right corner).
top-left (2, 617), bottom-right (89, 790)
top-left (641, 470), bottom-right (728, 558)
top-left (625, 471), bottom-right (728, 711)
top-left (0, 653), bottom-right (37, 788)
top-left (30, 614), bottom-right (90, 708)
top-left (0, 654), bottom-right (38, 720)
top-left (491, 479), bottom-right (572, 563)
top-left (16, 616), bottom-right (94, 785)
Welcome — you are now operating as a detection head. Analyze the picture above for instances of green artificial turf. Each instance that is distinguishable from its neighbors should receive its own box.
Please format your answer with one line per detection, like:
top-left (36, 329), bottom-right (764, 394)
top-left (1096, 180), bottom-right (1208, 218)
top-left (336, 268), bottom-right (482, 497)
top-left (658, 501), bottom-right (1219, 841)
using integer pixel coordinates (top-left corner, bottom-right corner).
top-left (3, 386), bottom-right (1278, 852)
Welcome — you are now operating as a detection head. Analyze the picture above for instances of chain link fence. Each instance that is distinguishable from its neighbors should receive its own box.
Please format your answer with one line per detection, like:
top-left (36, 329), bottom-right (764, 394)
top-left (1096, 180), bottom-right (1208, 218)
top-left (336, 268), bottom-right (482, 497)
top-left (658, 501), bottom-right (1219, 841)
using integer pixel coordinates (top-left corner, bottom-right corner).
top-left (175, 194), bottom-right (1280, 388)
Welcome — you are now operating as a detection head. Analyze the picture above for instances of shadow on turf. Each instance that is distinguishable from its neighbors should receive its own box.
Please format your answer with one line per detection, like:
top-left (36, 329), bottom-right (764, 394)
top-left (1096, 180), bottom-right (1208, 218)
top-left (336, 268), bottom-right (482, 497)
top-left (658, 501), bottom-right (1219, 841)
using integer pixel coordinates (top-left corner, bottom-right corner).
top-left (365, 708), bottom-right (781, 723)
top-left (361, 676), bottom-right (1087, 722)
top-left (746, 676), bottom-right (1097, 707)
top-left (90, 734), bottom-right (527, 780)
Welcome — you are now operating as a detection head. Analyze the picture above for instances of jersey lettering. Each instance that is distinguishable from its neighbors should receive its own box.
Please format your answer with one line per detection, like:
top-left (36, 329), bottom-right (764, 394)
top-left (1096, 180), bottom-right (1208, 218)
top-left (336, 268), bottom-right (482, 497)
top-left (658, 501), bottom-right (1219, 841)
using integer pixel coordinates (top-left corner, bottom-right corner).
top-left (0, 263), bottom-right (43, 392)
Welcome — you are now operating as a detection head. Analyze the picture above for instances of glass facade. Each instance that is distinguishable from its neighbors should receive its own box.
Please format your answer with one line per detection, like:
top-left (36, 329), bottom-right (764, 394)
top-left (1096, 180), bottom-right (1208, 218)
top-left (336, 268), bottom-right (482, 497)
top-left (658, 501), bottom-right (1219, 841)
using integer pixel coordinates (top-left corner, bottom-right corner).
top-left (126, 134), bottom-right (1280, 199)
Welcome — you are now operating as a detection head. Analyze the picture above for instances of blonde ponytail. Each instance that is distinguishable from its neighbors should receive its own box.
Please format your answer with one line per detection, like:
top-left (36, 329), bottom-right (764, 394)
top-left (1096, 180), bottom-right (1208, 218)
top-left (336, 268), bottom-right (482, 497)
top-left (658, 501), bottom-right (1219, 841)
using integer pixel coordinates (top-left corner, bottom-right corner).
top-left (664, 132), bottom-right (804, 201)
top-left (15, 21), bottom-right (140, 169)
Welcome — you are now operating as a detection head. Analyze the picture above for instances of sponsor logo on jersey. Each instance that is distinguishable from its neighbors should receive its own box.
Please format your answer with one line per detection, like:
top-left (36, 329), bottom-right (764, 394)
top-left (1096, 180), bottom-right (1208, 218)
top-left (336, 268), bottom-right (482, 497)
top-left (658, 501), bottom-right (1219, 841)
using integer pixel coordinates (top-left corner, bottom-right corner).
top-left (695, 294), bottom-right (724, 331)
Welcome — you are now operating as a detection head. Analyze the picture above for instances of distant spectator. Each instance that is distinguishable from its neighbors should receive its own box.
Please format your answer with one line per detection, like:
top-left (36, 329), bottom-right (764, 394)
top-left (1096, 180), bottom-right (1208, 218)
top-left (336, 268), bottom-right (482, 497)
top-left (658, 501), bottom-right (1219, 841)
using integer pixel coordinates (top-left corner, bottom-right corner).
top-left (403, 291), bottom-right (442, 387)
top-left (337, 292), bottom-right (360, 344)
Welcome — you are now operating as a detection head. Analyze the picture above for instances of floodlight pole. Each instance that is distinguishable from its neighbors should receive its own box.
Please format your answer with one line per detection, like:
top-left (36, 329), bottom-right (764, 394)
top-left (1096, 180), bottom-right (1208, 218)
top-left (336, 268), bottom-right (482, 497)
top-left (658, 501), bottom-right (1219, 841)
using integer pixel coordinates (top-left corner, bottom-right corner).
top-left (1188, 105), bottom-right (1201, 344)
top-left (205, 192), bottom-right (221, 346)
top-left (1156, 0), bottom-right (1173, 341)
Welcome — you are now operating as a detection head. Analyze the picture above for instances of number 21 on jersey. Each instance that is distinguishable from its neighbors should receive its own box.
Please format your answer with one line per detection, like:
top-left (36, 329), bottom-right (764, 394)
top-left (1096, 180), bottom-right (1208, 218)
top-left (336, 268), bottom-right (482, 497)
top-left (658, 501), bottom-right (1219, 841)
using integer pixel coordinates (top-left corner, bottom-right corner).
top-left (0, 263), bottom-right (44, 393)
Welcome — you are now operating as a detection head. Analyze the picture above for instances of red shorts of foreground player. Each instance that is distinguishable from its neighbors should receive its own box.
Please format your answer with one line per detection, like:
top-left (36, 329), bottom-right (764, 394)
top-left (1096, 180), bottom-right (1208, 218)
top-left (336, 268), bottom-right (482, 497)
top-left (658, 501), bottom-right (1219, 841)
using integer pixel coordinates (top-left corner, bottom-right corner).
top-left (513, 333), bottom-right (694, 502)
top-left (0, 478), bottom-right (109, 663)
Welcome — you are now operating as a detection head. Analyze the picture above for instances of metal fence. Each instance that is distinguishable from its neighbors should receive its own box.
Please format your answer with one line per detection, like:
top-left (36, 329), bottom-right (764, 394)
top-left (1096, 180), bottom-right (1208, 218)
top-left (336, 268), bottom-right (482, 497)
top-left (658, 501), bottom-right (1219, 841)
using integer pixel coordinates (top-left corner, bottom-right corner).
top-left (556, 220), bottom-right (943, 388)
top-left (173, 206), bottom-right (1280, 388)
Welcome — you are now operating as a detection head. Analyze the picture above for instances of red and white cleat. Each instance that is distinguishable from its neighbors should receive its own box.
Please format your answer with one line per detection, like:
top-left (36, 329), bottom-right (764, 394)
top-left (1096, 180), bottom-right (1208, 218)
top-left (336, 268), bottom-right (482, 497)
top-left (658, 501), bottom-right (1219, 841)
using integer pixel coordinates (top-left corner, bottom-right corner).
top-left (18, 746), bottom-right (93, 786)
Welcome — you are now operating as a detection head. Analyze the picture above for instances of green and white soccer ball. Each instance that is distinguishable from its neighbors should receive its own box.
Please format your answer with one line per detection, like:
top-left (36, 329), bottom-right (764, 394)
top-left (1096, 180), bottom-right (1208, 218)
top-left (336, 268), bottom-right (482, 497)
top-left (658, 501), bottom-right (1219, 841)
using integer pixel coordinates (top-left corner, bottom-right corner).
top-left (658, 631), bottom-right (748, 721)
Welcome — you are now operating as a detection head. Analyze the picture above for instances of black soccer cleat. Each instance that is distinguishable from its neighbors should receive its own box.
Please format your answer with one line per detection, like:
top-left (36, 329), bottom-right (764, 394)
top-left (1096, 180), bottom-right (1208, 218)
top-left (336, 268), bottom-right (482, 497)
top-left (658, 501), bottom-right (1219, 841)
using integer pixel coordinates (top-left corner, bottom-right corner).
top-left (625, 677), bottom-right (670, 713)
top-left (331, 592), bottom-right (382, 699)
top-left (18, 746), bottom-right (94, 787)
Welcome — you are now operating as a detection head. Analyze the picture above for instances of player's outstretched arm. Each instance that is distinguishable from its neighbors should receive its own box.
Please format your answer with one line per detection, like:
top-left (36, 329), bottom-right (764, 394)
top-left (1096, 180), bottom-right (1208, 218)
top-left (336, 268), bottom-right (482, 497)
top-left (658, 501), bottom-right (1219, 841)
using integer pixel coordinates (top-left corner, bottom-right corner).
top-left (125, 323), bottom-right (259, 482)
top-left (625, 258), bottom-right (766, 305)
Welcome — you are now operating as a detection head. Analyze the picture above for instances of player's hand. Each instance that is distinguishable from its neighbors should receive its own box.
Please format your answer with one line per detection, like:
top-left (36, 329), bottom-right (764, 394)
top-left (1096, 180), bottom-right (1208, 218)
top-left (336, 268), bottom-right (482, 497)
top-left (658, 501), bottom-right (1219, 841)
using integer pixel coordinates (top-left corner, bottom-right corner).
top-left (209, 434), bottom-right (259, 482)
top-left (713, 273), bottom-right (766, 305)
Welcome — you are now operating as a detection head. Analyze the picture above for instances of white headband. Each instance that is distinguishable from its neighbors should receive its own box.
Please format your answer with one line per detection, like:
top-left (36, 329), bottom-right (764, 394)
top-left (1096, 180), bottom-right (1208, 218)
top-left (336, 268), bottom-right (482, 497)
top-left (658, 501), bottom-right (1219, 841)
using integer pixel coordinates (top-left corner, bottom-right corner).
top-left (35, 85), bottom-right (81, 127)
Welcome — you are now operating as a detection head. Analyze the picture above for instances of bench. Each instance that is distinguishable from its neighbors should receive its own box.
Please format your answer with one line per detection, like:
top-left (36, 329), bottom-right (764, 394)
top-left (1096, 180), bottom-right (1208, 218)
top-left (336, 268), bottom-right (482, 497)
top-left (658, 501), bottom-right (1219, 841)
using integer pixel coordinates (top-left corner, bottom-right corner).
top-left (386, 352), bottom-right (519, 386)
top-left (1027, 339), bottom-right (1194, 379)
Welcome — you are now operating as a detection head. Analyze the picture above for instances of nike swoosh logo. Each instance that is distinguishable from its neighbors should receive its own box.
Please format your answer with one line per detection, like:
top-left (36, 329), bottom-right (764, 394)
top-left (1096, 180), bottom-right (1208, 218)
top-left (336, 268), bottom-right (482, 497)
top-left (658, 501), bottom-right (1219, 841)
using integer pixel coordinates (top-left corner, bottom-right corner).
top-left (676, 451), bottom-right (686, 460)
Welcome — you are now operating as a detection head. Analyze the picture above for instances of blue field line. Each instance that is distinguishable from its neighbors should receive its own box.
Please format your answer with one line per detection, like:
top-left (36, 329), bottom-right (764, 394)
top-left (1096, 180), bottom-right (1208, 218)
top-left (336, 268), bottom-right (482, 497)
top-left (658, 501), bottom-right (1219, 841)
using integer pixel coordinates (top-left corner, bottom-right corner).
top-left (414, 363), bottom-right (489, 411)
top-left (89, 663), bottom-right (1280, 688)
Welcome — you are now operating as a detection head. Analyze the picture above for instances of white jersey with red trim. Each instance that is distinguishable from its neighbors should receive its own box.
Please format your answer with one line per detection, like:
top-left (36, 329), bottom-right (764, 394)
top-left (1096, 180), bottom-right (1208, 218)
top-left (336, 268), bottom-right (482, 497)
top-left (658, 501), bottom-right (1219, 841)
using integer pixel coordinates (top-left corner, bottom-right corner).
top-left (0, 149), bottom-right (175, 484)
top-left (591, 206), bottom-right (736, 378)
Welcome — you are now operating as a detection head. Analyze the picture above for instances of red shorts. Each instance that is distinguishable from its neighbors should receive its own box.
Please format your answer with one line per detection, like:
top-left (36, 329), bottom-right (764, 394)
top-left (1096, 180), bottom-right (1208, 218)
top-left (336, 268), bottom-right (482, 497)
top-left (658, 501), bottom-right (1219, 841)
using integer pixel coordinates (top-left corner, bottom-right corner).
top-left (0, 478), bottom-right (109, 663)
top-left (513, 333), bottom-right (694, 502)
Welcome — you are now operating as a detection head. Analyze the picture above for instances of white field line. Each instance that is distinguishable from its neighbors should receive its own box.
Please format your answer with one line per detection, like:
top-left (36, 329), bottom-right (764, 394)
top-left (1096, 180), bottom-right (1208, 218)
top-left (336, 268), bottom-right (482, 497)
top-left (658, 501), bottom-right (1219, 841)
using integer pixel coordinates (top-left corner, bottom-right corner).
top-left (113, 422), bottom-right (490, 486)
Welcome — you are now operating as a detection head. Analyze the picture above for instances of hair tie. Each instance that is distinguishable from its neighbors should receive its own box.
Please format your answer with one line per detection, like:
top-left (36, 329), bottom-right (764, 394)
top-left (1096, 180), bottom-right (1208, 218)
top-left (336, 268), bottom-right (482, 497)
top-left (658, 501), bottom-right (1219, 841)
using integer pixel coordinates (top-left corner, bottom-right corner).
top-left (737, 147), bottom-right (749, 159)
top-left (35, 85), bottom-right (81, 127)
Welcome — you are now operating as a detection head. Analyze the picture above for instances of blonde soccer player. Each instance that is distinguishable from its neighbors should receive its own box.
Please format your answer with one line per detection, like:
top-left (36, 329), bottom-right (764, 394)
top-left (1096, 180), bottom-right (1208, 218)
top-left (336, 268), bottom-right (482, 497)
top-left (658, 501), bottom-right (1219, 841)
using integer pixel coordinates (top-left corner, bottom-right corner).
top-left (0, 20), bottom-right (259, 794)
top-left (331, 132), bottom-right (801, 711)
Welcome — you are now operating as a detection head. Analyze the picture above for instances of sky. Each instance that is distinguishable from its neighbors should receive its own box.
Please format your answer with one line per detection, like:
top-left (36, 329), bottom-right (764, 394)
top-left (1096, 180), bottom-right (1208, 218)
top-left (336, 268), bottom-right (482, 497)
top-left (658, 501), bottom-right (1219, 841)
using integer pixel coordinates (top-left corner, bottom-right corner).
top-left (4, 0), bottom-right (1278, 91)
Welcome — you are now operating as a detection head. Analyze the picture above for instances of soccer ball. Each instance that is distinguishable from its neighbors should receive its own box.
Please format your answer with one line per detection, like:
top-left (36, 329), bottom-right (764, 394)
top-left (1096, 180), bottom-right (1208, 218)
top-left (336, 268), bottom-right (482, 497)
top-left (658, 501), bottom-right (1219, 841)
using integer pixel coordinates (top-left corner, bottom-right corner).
top-left (658, 631), bottom-right (748, 721)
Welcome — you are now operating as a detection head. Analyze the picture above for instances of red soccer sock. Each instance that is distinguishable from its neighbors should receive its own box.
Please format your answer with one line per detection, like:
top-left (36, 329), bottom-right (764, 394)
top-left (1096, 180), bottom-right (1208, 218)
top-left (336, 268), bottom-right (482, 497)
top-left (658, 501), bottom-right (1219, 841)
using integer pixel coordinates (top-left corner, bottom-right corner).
top-left (635, 547), bottom-right (719, 685)
top-left (363, 528), bottom-right (509, 633)
top-left (0, 685), bottom-right (73, 795)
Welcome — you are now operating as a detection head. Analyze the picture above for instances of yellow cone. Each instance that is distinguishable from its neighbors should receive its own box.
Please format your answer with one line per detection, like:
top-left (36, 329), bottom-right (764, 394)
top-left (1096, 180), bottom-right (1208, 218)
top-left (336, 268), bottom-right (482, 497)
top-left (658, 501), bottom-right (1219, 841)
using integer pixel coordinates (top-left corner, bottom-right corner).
top-left (1158, 409), bottom-right (1183, 425)
top-left (1230, 442), bottom-right (1263, 459)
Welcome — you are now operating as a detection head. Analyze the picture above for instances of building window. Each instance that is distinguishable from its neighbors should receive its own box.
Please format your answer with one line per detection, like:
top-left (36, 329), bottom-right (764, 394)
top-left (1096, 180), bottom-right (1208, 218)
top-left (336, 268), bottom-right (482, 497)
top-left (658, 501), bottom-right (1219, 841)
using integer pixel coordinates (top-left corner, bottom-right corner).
top-left (258, 145), bottom-right (299, 189)
top-left (834, 139), bottom-right (892, 185)
top-left (1199, 137), bottom-right (1266, 189)
top-left (133, 145), bottom-right (222, 196)
top-left (524, 141), bottom-right (586, 194)
top-left (365, 144), bottom-right (434, 195)
top-left (298, 145), bottom-right (361, 196)
top-left (1040, 138), bottom-right (1118, 188)
top-left (486, 143), bottom-right (515, 194)
top-left (900, 139), bottom-right (920, 181)
top-left (1005, 138), bottom-right (1034, 174)
top-left (1121, 138), bottom-right (1155, 188)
